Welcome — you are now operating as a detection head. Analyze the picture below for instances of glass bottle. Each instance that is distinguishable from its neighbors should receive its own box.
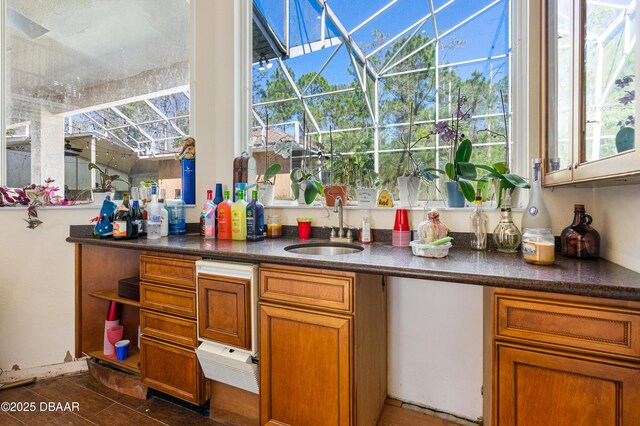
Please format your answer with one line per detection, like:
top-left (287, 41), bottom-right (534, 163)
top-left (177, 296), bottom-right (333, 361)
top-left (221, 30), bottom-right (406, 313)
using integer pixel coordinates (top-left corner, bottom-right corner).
top-left (131, 187), bottom-right (145, 237)
top-left (113, 193), bottom-right (134, 240)
top-left (470, 189), bottom-right (488, 250)
top-left (231, 190), bottom-right (248, 240)
top-left (521, 158), bottom-right (552, 232)
top-left (213, 183), bottom-right (224, 237)
top-left (201, 189), bottom-right (216, 239)
top-left (146, 184), bottom-right (161, 240)
top-left (246, 190), bottom-right (265, 241)
top-left (417, 209), bottom-right (448, 243)
top-left (560, 204), bottom-right (600, 259)
top-left (493, 192), bottom-right (522, 253)
top-left (217, 190), bottom-right (233, 240)
top-left (167, 189), bottom-right (187, 236)
top-left (159, 188), bottom-right (169, 237)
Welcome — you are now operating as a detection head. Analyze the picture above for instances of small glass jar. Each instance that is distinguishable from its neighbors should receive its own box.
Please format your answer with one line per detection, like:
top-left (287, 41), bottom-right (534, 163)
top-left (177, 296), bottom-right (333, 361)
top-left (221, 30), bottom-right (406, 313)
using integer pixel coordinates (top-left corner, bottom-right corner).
top-left (522, 228), bottom-right (556, 265)
top-left (266, 214), bottom-right (282, 238)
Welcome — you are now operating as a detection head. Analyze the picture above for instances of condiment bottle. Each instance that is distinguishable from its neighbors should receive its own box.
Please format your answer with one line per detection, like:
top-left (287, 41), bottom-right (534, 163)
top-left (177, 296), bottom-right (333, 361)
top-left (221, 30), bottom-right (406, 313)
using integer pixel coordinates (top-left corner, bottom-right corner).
top-left (522, 228), bottom-right (555, 265)
top-left (560, 204), bottom-right (600, 259)
top-left (417, 209), bottom-right (448, 243)
top-left (359, 210), bottom-right (372, 244)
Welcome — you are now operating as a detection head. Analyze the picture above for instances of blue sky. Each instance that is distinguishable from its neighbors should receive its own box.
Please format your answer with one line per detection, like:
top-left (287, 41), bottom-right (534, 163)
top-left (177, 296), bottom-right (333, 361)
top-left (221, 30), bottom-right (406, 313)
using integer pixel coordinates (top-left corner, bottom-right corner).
top-left (255, 0), bottom-right (510, 86)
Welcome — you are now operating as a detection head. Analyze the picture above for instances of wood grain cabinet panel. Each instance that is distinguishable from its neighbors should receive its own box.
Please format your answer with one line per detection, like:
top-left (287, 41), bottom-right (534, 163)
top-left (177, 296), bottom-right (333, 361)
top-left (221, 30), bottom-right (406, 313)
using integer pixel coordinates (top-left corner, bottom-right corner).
top-left (260, 264), bottom-right (353, 312)
top-left (260, 303), bottom-right (352, 426)
top-left (496, 294), bottom-right (640, 360)
top-left (496, 344), bottom-right (640, 426)
top-left (140, 336), bottom-right (207, 405)
top-left (140, 282), bottom-right (196, 318)
top-left (140, 254), bottom-right (196, 288)
top-left (198, 274), bottom-right (251, 350)
top-left (140, 310), bottom-right (197, 348)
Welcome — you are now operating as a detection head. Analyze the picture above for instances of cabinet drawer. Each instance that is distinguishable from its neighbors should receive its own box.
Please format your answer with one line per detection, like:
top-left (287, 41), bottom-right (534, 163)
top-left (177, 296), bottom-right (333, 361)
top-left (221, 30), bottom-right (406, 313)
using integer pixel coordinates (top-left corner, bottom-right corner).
top-left (198, 274), bottom-right (252, 351)
top-left (140, 310), bottom-right (197, 347)
top-left (140, 254), bottom-right (196, 288)
top-left (496, 294), bottom-right (640, 359)
top-left (140, 336), bottom-right (207, 405)
top-left (260, 265), bottom-right (353, 312)
top-left (141, 282), bottom-right (196, 318)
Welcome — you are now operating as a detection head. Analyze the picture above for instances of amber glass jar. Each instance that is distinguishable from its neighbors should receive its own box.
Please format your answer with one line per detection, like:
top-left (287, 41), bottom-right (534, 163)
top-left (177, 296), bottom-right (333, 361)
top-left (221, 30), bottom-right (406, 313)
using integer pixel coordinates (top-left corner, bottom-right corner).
top-left (560, 204), bottom-right (600, 259)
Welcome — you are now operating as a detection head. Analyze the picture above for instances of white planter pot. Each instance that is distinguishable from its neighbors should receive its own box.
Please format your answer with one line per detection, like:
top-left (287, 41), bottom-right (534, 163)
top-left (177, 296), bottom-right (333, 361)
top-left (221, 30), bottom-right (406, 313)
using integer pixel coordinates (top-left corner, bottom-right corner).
top-left (397, 176), bottom-right (420, 207)
top-left (257, 183), bottom-right (275, 206)
top-left (92, 190), bottom-right (115, 205)
top-left (356, 188), bottom-right (378, 207)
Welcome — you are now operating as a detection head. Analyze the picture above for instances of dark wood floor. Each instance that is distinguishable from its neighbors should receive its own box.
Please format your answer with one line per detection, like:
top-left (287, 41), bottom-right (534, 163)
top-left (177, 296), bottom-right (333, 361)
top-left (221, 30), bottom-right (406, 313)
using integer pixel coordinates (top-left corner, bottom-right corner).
top-left (0, 373), bottom-right (220, 425)
top-left (1, 373), bottom-right (471, 425)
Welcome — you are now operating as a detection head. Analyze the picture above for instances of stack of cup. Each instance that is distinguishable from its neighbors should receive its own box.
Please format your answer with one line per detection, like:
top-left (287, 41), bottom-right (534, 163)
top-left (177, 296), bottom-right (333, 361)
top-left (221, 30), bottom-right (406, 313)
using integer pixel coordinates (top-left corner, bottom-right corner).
top-left (392, 209), bottom-right (411, 247)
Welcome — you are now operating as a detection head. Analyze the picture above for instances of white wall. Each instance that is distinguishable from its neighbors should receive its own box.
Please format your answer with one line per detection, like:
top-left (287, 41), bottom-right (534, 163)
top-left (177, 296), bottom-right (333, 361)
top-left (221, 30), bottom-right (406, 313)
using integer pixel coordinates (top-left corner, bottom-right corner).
top-left (387, 278), bottom-right (484, 421)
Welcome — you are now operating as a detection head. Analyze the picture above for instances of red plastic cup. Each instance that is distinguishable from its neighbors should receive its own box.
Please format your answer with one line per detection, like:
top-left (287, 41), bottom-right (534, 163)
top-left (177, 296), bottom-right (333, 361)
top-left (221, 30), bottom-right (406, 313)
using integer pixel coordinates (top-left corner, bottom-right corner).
top-left (297, 221), bottom-right (312, 240)
top-left (394, 209), bottom-right (410, 231)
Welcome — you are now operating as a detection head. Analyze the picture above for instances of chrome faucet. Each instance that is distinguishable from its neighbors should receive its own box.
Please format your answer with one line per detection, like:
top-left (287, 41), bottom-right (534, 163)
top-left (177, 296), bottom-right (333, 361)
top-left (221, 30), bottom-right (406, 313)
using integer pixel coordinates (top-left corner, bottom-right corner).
top-left (330, 196), bottom-right (353, 242)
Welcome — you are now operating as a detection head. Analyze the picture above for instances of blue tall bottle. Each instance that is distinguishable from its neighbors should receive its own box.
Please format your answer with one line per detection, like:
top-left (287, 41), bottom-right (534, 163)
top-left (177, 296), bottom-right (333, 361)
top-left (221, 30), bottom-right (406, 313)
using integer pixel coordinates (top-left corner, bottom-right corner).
top-left (167, 189), bottom-right (187, 235)
top-left (213, 183), bottom-right (224, 237)
top-left (246, 190), bottom-right (265, 241)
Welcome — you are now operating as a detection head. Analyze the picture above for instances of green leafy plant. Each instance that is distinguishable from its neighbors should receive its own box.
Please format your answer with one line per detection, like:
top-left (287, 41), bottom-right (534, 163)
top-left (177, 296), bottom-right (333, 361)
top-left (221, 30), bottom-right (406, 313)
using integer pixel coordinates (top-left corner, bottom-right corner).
top-left (88, 163), bottom-right (129, 190)
top-left (296, 217), bottom-right (313, 222)
top-left (290, 168), bottom-right (323, 204)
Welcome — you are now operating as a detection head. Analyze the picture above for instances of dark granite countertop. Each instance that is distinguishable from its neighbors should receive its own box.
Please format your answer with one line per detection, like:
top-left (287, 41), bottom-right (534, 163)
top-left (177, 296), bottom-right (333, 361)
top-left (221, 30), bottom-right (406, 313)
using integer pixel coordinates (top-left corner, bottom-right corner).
top-left (66, 234), bottom-right (640, 302)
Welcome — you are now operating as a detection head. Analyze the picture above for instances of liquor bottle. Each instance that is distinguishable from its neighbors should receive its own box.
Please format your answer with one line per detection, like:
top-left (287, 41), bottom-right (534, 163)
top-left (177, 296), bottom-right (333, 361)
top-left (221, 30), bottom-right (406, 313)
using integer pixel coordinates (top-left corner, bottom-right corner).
top-left (470, 188), bottom-right (488, 250)
top-left (493, 192), bottom-right (522, 253)
top-left (560, 204), bottom-right (600, 259)
top-left (521, 158), bottom-right (552, 232)
top-left (246, 190), bottom-right (264, 241)
top-left (167, 189), bottom-right (187, 235)
top-left (131, 187), bottom-right (145, 237)
top-left (130, 199), bottom-right (141, 238)
top-left (113, 193), bottom-right (134, 240)
top-left (146, 184), bottom-right (161, 240)
top-left (231, 190), bottom-right (248, 240)
top-left (213, 184), bottom-right (224, 237)
top-left (159, 189), bottom-right (169, 237)
top-left (217, 191), bottom-right (233, 240)
top-left (201, 190), bottom-right (216, 239)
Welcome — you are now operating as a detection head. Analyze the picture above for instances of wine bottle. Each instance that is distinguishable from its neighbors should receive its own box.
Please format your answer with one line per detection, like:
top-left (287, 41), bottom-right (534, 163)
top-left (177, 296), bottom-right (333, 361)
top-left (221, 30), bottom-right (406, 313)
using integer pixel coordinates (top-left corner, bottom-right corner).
top-left (113, 194), bottom-right (134, 240)
top-left (201, 189), bottom-right (216, 239)
top-left (246, 190), bottom-right (264, 241)
top-left (521, 158), bottom-right (552, 232)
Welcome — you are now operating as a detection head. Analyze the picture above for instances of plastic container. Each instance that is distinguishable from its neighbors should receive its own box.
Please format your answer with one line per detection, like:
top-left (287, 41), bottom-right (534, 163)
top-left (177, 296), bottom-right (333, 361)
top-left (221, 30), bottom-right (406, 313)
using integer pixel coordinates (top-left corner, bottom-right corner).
top-left (410, 240), bottom-right (452, 258)
top-left (392, 230), bottom-right (411, 247)
top-left (297, 220), bottom-right (312, 240)
top-left (267, 215), bottom-right (282, 238)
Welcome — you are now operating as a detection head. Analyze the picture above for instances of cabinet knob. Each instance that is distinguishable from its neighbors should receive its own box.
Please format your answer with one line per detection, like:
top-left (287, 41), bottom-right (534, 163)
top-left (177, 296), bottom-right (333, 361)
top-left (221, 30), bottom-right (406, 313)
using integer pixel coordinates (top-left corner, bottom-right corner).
top-left (573, 162), bottom-right (578, 169)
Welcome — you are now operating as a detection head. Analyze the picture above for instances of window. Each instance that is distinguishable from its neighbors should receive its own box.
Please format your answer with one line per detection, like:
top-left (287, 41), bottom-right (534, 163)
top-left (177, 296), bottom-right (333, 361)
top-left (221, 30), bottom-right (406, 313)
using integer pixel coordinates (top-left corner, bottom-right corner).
top-left (3, 0), bottom-right (190, 199)
top-left (252, 0), bottom-right (512, 200)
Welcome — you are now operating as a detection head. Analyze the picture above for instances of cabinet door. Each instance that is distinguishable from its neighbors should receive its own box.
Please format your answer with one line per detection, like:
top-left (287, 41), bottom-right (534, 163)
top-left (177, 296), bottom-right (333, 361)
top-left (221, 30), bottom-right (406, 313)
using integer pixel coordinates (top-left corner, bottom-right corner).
top-left (140, 336), bottom-right (207, 405)
top-left (198, 274), bottom-right (251, 350)
top-left (260, 303), bottom-right (352, 426)
top-left (496, 344), bottom-right (640, 426)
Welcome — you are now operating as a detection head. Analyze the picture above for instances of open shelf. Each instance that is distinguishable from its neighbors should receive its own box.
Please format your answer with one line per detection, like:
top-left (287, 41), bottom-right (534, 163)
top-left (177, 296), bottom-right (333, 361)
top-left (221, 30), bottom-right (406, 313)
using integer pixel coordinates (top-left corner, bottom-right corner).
top-left (89, 289), bottom-right (140, 308)
top-left (88, 348), bottom-right (141, 374)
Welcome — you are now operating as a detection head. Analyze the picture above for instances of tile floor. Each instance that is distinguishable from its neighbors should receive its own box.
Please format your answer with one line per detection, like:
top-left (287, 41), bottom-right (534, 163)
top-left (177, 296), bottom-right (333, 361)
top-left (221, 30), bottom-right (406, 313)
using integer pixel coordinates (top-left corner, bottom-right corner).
top-left (0, 372), bottom-right (472, 425)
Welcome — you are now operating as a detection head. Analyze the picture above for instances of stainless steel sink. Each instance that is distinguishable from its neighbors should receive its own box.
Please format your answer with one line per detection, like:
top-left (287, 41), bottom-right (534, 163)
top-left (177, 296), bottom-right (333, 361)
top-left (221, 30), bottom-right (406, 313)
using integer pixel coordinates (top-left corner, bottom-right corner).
top-left (284, 242), bottom-right (364, 255)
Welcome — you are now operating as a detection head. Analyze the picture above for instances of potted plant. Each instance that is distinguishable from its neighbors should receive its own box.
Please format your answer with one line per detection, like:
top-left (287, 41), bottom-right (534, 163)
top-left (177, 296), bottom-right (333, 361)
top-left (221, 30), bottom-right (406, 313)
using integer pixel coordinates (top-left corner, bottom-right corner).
top-left (476, 90), bottom-right (530, 207)
top-left (253, 115), bottom-right (283, 206)
top-left (614, 75), bottom-right (634, 153)
top-left (323, 126), bottom-right (349, 207)
top-left (88, 163), bottom-right (128, 204)
top-left (396, 104), bottom-right (442, 207)
top-left (290, 116), bottom-right (323, 205)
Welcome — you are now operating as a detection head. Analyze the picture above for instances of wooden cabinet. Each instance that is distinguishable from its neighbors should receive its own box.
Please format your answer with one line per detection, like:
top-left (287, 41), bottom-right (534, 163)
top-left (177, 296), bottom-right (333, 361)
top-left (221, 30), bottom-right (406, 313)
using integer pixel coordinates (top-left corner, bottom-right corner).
top-left (139, 251), bottom-right (207, 405)
top-left (493, 289), bottom-right (640, 425)
top-left (259, 263), bottom-right (387, 426)
top-left (198, 273), bottom-right (252, 350)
